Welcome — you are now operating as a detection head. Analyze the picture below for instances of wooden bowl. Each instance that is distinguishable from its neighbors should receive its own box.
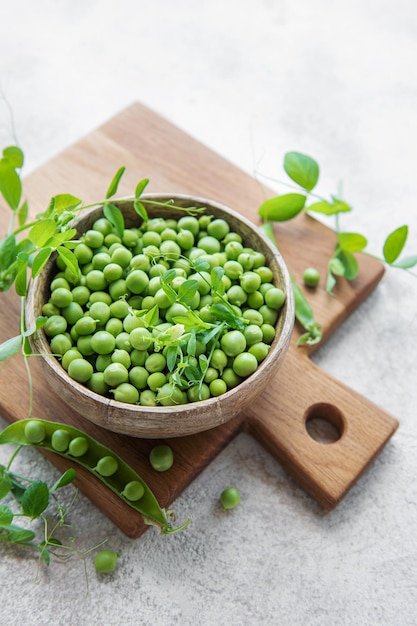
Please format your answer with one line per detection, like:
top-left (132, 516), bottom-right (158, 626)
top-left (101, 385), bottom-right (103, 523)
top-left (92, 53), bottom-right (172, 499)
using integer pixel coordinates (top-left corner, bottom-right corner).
top-left (25, 195), bottom-right (294, 438)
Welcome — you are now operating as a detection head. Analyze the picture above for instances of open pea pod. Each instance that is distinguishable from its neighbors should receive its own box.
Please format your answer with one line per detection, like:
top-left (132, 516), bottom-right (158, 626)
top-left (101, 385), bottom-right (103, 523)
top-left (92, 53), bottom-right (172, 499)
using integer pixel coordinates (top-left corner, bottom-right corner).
top-left (0, 419), bottom-right (190, 535)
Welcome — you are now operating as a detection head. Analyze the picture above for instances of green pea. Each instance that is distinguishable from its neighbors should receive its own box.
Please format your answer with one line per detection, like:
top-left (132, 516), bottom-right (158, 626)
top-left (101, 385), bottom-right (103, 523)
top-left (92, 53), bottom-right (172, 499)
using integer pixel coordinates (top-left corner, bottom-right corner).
top-left (113, 383), bottom-right (139, 404)
top-left (147, 371), bottom-right (167, 391)
top-left (125, 269), bottom-right (149, 295)
top-left (24, 420), bottom-right (46, 444)
top-left (51, 429), bottom-right (71, 452)
top-left (177, 215), bottom-right (199, 236)
top-left (42, 302), bottom-right (60, 317)
top-left (198, 235), bottom-right (221, 255)
top-left (248, 342), bottom-right (270, 362)
top-left (95, 456), bottom-right (119, 477)
top-left (89, 291), bottom-right (112, 306)
top-left (89, 301), bottom-right (111, 326)
top-left (87, 372), bottom-right (109, 395)
top-left (90, 331), bottom-right (116, 355)
top-left (68, 436), bottom-right (89, 457)
top-left (44, 315), bottom-right (68, 337)
top-left (93, 217), bottom-right (113, 236)
top-left (221, 368), bottom-right (242, 389)
top-left (303, 267), bottom-right (321, 288)
top-left (140, 389), bottom-right (157, 406)
top-left (103, 363), bottom-right (129, 386)
top-left (50, 287), bottom-right (73, 308)
top-left (244, 324), bottom-right (264, 346)
top-left (51, 277), bottom-right (71, 291)
top-left (261, 323), bottom-right (276, 344)
top-left (61, 348), bottom-right (83, 371)
top-left (50, 333), bottom-right (73, 356)
top-left (156, 383), bottom-right (186, 406)
top-left (84, 229), bottom-right (104, 249)
top-left (72, 285), bottom-right (91, 305)
top-left (122, 480), bottom-right (145, 502)
top-left (145, 353), bottom-right (167, 374)
top-left (92, 252), bottom-right (112, 270)
top-left (149, 444), bottom-right (174, 472)
top-left (220, 330), bottom-right (246, 357)
top-left (105, 317), bottom-right (124, 337)
top-left (68, 358), bottom-right (94, 383)
top-left (94, 550), bottom-right (120, 574)
top-left (187, 383), bottom-right (210, 403)
top-left (240, 271), bottom-right (261, 294)
top-left (74, 243), bottom-right (93, 264)
top-left (130, 327), bottom-right (153, 351)
top-left (232, 352), bottom-right (258, 377)
top-left (129, 365), bottom-right (150, 391)
top-left (111, 349), bottom-right (131, 369)
top-left (220, 487), bottom-right (240, 510)
top-left (103, 262), bottom-right (124, 282)
top-left (264, 287), bottom-right (286, 309)
top-left (61, 302), bottom-right (84, 325)
top-left (209, 378), bottom-right (227, 397)
top-left (74, 316), bottom-right (97, 336)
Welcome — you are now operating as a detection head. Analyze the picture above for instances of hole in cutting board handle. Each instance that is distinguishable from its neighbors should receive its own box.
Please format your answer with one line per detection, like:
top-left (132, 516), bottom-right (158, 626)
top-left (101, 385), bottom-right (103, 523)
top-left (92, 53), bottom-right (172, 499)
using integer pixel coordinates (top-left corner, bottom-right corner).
top-left (304, 403), bottom-right (345, 444)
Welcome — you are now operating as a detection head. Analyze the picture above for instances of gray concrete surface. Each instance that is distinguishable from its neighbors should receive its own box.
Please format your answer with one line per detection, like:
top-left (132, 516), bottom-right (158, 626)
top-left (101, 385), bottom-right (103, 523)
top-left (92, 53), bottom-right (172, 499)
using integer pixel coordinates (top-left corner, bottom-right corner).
top-left (0, 1), bottom-right (416, 624)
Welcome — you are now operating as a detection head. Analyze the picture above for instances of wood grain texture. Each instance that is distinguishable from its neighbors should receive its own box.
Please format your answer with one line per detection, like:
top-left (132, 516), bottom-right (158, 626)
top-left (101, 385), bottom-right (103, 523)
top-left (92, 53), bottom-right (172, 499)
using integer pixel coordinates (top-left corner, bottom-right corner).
top-left (0, 102), bottom-right (399, 536)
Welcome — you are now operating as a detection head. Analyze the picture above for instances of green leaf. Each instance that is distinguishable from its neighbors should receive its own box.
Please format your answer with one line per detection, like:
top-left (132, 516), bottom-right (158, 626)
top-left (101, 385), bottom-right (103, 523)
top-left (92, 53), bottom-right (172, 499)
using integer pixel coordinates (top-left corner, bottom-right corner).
top-left (3, 146), bottom-right (24, 169)
top-left (133, 200), bottom-right (148, 222)
top-left (50, 468), bottom-right (76, 493)
top-left (0, 335), bottom-right (22, 362)
top-left (15, 253), bottom-right (28, 296)
top-left (17, 200), bottom-right (29, 227)
top-left (28, 219), bottom-right (56, 247)
top-left (0, 525), bottom-right (37, 544)
top-left (211, 266), bottom-right (224, 292)
top-left (177, 279), bottom-right (199, 305)
top-left (0, 158), bottom-right (22, 210)
top-left (135, 178), bottom-right (149, 198)
top-left (166, 345), bottom-right (179, 372)
top-left (329, 257), bottom-right (345, 276)
top-left (337, 232), bottom-right (368, 252)
top-left (337, 249), bottom-right (359, 280)
top-left (193, 257), bottom-right (211, 272)
top-left (258, 193), bottom-right (306, 222)
top-left (144, 304), bottom-right (160, 327)
top-left (51, 193), bottom-right (82, 214)
top-left (393, 255), bottom-right (417, 269)
top-left (103, 202), bottom-right (125, 238)
top-left (187, 331), bottom-right (197, 357)
top-left (0, 469), bottom-right (11, 499)
top-left (0, 505), bottom-right (13, 526)
top-left (21, 480), bottom-right (50, 519)
top-left (106, 166), bottom-right (126, 199)
top-left (0, 235), bottom-right (17, 272)
top-left (331, 198), bottom-right (352, 214)
top-left (210, 303), bottom-right (247, 331)
top-left (57, 246), bottom-right (80, 281)
top-left (38, 545), bottom-right (51, 565)
top-left (283, 152), bottom-right (319, 192)
top-left (326, 271), bottom-right (337, 294)
top-left (383, 225), bottom-right (408, 264)
top-left (32, 247), bottom-right (53, 278)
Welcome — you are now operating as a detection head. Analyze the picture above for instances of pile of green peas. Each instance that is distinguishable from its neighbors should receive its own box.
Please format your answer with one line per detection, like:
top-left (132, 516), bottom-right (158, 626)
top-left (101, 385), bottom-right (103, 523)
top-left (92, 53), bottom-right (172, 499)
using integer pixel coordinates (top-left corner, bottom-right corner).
top-left (41, 211), bottom-right (286, 406)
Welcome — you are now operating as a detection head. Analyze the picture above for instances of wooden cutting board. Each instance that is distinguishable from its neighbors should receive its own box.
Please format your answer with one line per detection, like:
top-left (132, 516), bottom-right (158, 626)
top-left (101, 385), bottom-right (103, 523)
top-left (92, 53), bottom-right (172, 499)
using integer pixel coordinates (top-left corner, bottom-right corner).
top-left (0, 103), bottom-right (399, 537)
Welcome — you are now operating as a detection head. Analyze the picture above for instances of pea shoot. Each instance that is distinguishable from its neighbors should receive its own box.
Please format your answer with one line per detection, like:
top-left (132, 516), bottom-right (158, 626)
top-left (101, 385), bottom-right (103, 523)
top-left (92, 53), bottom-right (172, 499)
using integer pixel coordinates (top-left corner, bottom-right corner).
top-left (257, 150), bottom-right (417, 344)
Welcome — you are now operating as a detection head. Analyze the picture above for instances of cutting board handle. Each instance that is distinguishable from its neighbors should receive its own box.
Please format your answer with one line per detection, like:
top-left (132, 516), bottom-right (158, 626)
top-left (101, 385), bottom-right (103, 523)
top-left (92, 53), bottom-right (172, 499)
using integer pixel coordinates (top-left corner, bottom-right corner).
top-left (244, 349), bottom-right (399, 508)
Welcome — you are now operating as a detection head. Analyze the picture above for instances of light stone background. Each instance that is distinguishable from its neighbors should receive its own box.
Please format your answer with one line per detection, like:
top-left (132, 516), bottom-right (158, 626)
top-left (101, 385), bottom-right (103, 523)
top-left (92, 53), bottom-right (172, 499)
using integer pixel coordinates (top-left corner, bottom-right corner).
top-left (0, 1), bottom-right (416, 624)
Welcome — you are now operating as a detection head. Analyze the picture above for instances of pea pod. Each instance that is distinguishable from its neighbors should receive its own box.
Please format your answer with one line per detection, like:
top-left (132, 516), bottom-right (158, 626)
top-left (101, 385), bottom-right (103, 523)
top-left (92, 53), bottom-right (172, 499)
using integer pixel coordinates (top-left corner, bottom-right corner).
top-left (0, 419), bottom-right (190, 535)
top-left (290, 277), bottom-right (322, 346)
